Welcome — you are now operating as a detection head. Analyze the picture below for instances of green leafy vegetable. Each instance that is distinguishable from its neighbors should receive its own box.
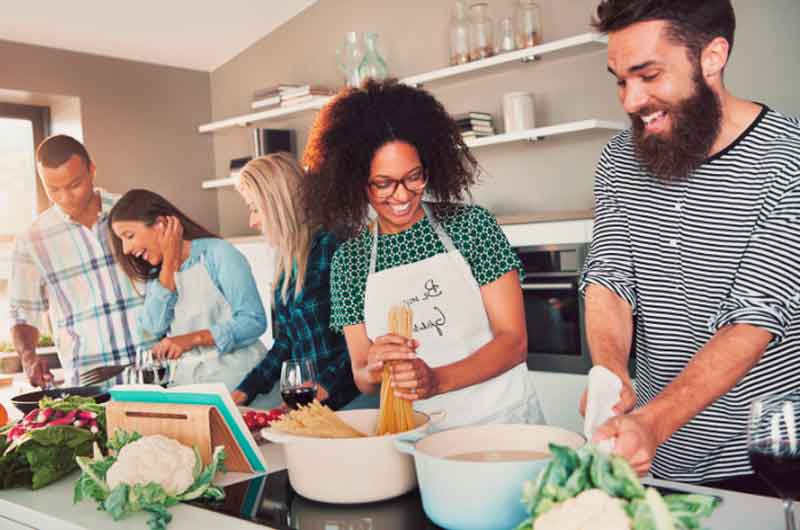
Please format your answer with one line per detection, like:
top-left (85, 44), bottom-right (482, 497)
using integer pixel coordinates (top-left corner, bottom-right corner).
top-left (517, 444), bottom-right (720, 530)
top-left (74, 430), bottom-right (226, 530)
top-left (0, 395), bottom-right (106, 490)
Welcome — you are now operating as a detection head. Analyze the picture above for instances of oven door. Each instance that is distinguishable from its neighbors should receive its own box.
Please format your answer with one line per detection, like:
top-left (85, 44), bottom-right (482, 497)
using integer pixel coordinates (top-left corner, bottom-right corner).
top-left (522, 274), bottom-right (593, 374)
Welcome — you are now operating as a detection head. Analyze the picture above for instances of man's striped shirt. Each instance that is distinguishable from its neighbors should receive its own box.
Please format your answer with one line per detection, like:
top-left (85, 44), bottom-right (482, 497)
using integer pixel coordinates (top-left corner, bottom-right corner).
top-left (580, 106), bottom-right (800, 483)
top-left (9, 189), bottom-right (153, 385)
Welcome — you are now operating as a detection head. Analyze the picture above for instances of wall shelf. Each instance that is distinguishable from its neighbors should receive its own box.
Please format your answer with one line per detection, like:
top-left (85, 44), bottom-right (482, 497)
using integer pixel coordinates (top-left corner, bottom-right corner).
top-left (464, 119), bottom-right (625, 149)
top-left (201, 177), bottom-right (238, 189)
top-left (197, 96), bottom-right (331, 133)
top-left (202, 119), bottom-right (625, 189)
top-left (197, 32), bottom-right (607, 135)
top-left (399, 32), bottom-right (608, 87)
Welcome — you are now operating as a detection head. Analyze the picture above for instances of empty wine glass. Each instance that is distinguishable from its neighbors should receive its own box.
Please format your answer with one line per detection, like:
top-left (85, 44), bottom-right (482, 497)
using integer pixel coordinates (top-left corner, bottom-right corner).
top-left (747, 391), bottom-right (799, 530)
top-left (280, 359), bottom-right (318, 410)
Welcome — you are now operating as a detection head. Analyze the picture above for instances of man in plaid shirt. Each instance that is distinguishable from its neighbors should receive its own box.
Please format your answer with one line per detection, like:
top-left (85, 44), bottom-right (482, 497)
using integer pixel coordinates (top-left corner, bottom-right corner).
top-left (9, 135), bottom-right (151, 387)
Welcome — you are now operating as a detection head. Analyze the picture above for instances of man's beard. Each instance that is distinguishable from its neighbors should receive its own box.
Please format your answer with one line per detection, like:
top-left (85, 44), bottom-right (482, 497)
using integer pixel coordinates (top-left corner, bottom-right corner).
top-left (630, 71), bottom-right (722, 181)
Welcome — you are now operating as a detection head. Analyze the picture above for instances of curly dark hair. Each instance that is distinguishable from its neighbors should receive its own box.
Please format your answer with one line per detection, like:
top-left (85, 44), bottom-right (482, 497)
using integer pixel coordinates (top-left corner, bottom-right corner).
top-left (592, 0), bottom-right (735, 63)
top-left (302, 78), bottom-right (479, 239)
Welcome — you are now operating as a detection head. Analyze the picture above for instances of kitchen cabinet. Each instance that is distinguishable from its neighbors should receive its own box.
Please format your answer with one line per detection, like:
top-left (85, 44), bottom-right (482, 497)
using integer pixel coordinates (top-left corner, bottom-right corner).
top-left (197, 32), bottom-right (624, 189)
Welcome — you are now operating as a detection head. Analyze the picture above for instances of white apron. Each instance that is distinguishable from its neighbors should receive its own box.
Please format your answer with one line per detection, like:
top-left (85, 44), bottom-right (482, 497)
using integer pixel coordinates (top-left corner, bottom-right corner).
top-left (168, 257), bottom-right (267, 391)
top-left (364, 204), bottom-right (543, 430)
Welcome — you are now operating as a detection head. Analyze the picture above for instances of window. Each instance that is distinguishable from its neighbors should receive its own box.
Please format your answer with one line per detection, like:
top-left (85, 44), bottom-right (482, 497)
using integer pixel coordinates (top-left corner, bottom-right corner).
top-left (0, 103), bottom-right (47, 236)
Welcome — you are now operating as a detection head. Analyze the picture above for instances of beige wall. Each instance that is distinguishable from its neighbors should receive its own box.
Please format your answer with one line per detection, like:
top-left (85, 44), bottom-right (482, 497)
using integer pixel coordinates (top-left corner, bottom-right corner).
top-left (0, 39), bottom-right (218, 232)
top-left (208, 0), bottom-right (800, 237)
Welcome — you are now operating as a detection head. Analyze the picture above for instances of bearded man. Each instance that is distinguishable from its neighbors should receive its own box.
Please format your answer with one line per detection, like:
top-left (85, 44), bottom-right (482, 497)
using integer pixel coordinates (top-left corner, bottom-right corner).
top-left (579, 0), bottom-right (800, 494)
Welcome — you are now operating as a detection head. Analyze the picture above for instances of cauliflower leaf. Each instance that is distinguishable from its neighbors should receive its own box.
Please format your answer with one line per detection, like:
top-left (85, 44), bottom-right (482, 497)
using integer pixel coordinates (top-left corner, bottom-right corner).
top-left (74, 430), bottom-right (226, 530)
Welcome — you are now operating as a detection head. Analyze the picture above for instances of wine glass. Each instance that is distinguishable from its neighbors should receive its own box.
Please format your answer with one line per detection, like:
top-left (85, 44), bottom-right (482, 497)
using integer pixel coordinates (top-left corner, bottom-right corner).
top-left (280, 359), bottom-right (318, 410)
top-left (747, 391), bottom-right (800, 530)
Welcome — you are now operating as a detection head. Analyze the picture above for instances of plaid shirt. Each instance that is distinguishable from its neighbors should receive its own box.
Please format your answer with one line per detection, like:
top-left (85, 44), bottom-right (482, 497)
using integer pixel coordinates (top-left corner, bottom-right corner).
top-left (236, 231), bottom-right (359, 410)
top-left (9, 189), bottom-right (152, 385)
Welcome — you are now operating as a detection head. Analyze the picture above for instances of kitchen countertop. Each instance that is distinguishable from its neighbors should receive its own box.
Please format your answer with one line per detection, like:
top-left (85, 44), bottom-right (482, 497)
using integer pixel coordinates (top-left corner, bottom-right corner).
top-left (0, 433), bottom-right (797, 530)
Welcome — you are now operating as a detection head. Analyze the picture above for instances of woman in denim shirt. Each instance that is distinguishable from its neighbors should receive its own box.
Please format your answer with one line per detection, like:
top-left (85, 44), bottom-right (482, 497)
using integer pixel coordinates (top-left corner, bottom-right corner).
top-left (109, 189), bottom-right (267, 390)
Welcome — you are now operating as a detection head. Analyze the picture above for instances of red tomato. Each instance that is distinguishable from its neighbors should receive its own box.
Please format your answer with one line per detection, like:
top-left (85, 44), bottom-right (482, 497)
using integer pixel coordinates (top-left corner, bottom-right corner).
top-left (255, 413), bottom-right (269, 428)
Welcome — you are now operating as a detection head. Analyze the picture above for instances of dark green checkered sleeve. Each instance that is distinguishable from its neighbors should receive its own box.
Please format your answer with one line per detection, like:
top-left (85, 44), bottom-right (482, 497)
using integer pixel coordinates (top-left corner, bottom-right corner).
top-left (450, 205), bottom-right (522, 286)
top-left (329, 237), bottom-right (370, 331)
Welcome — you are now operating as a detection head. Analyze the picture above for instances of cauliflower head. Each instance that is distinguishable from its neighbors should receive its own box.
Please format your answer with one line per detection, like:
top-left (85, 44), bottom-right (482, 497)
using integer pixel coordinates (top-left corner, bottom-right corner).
top-left (533, 489), bottom-right (631, 530)
top-left (106, 434), bottom-right (198, 495)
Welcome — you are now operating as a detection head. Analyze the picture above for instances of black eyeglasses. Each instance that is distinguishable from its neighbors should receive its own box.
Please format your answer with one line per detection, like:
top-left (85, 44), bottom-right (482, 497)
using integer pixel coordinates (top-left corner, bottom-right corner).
top-left (367, 167), bottom-right (428, 199)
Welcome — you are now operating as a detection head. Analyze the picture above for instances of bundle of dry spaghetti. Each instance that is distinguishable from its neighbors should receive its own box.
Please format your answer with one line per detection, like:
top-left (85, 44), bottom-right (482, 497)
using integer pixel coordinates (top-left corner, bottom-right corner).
top-left (270, 400), bottom-right (366, 438)
top-left (376, 305), bottom-right (417, 436)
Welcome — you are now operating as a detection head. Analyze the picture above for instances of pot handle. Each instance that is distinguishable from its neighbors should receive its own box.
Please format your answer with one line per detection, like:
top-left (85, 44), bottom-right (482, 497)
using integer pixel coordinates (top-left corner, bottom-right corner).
top-left (425, 409), bottom-right (447, 429)
top-left (394, 431), bottom-right (426, 455)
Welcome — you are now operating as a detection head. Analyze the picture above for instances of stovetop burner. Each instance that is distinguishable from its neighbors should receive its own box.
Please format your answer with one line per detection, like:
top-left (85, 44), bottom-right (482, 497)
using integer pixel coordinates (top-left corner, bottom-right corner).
top-left (190, 470), bottom-right (443, 530)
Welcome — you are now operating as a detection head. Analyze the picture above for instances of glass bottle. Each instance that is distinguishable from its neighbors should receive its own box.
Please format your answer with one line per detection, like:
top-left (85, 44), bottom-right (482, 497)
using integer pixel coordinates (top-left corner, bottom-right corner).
top-left (468, 2), bottom-right (494, 61)
top-left (449, 1), bottom-right (470, 66)
top-left (336, 31), bottom-right (363, 88)
top-left (497, 16), bottom-right (517, 54)
top-left (357, 32), bottom-right (389, 83)
top-left (514, 0), bottom-right (543, 48)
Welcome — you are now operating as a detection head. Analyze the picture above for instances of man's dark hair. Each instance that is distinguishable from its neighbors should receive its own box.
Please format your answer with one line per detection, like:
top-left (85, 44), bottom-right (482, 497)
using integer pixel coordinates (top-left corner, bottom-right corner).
top-left (592, 0), bottom-right (736, 63)
top-left (36, 134), bottom-right (92, 170)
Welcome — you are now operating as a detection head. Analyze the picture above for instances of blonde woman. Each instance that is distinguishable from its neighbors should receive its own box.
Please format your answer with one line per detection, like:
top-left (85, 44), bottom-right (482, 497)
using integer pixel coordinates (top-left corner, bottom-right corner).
top-left (231, 153), bottom-right (359, 410)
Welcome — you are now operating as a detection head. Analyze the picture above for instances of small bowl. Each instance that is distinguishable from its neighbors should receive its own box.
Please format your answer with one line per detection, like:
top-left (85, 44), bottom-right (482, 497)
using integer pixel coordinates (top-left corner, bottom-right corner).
top-left (11, 386), bottom-right (110, 414)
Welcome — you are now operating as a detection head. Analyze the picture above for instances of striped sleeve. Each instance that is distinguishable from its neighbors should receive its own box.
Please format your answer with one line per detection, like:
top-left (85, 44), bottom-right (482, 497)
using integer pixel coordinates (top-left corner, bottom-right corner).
top-left (8, 233), bottom-right (48, 327)
top-left (711, 152), bottom-right (800, 344)
top-left (579, 139), bottom-right (638, 312)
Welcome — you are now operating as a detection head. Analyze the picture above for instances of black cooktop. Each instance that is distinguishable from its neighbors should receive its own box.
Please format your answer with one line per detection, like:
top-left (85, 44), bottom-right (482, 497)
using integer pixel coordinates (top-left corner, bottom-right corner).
top-left (190, 469), bottom-right (444, 530)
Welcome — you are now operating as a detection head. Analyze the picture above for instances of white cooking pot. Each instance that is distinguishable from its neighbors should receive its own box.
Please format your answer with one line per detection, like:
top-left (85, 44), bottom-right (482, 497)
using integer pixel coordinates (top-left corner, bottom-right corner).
top-left (261, 408), bottom-right (444, 504)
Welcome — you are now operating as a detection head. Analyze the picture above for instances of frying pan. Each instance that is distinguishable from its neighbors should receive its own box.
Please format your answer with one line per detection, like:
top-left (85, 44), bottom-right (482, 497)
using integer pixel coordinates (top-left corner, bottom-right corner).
top-left (10, 386), bottom-right (110, 414)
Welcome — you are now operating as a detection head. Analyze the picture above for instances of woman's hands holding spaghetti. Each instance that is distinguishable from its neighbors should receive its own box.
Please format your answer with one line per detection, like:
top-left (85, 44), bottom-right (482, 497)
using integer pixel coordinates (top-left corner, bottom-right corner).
top-left (389, 356), bottom-right (439, 400)
top-left (366, 333), bottom-right (418, 385)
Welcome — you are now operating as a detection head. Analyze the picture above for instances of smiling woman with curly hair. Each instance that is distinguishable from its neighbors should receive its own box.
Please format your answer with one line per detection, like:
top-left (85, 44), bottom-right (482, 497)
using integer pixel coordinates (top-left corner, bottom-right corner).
top-left (302, 79), bottom-right (543, 429)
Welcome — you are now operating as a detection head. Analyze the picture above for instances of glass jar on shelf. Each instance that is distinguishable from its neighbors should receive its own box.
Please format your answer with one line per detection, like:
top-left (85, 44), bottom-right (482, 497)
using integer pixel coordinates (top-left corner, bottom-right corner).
top-left (336, 31), bottom-right (363, 88)
top-left (468, 2), bottom-right (494, 61)
top-left (449, 1), bottom-right (470, 66)
top-left (496, 16), bottom-right (517, 54)
top-left (514, 0), bottom-right (543, 49)
top-left (357, 32), bottom-right (388, 83)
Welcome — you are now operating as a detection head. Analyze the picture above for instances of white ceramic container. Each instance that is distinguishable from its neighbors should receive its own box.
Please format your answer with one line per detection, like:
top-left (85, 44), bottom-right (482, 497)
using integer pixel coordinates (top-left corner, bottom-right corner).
top-left (261, 408), bottom-right (443, 504)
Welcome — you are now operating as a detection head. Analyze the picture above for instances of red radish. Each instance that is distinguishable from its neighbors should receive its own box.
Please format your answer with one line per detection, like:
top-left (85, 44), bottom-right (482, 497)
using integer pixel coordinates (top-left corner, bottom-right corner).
top-left (6, 424), bottom-right (25, 442)
top-left (73, 419), bottom-right (87, 428)
top-left (77, 410), bottom-right (97, 420)
top-left (36, 408), bottom-right (54, 424)
top-left (23, 410), bottom-right (39, 424)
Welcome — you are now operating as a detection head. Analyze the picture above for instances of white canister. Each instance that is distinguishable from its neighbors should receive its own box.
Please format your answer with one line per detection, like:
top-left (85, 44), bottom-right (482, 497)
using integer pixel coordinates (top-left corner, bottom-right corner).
top-left (503, 91), bottom-right (536, 132)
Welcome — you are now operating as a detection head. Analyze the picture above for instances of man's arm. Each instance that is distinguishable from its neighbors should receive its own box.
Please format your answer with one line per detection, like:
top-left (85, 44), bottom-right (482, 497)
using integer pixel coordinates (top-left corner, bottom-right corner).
top-left (11, 323), bottom-right (52, 387)
top-left (581, 284), bottom-right (637, 414)
top-left (596, 323), bottom-right (770, 475)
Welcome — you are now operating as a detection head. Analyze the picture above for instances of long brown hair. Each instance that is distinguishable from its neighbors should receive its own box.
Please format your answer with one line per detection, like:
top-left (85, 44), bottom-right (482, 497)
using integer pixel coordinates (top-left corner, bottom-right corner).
top-left (108, 189), bottom-right (218, 282)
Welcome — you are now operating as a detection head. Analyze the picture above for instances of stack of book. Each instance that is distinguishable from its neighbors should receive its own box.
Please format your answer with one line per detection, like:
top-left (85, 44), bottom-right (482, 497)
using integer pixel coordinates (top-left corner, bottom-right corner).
top-left (251, 84), bottom-right (335, 110)
top-left (453, 112), bottom-right (495, 141)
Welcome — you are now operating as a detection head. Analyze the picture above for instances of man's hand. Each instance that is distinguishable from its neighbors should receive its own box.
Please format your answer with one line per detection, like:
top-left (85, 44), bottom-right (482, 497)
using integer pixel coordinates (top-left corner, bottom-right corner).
top-left (593, 411), bottom-right (659, 476)
top-left (23, 356), bottom-right (54, 388)
top-left (579, 371), bottom-right (637, 416)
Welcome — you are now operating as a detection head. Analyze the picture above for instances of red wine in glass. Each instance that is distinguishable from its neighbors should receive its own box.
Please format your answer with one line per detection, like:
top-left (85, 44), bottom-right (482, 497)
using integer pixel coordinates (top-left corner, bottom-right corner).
top-left (749, 442), bottom-right (800, 499)
top-left (281, 387), bottom-right (317, 410)
top-left (748, 392), bottom-right (799, 530)
top-left (280, 359), bottom-right (318, 410)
